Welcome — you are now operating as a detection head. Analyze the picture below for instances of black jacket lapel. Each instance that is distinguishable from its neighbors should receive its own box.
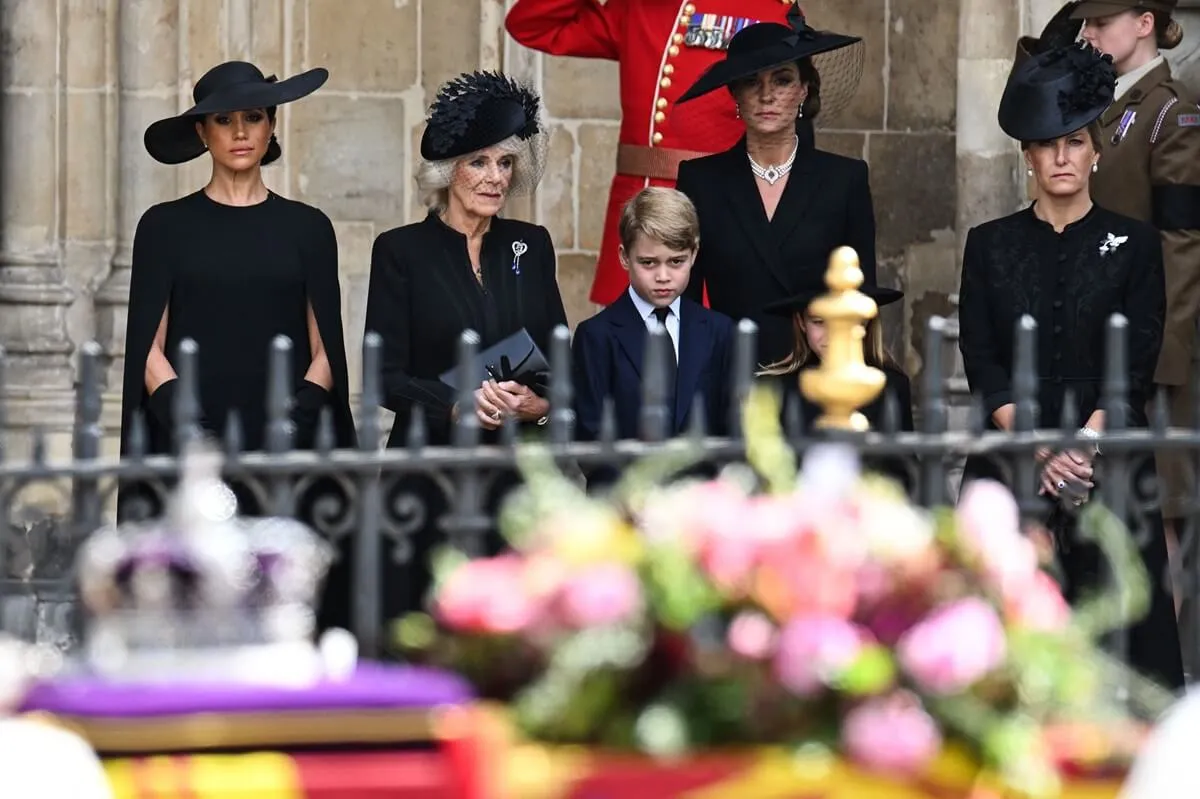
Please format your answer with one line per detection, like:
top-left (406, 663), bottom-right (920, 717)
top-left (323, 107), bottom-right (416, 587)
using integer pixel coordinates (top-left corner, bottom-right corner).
top-left (721, 141), bottom-right (797, 293)
top-left (770, 146), bottom-right (823, 251)
top-left (609, 291), bottom-right (645, 377)
top-left (674, 301), bottom-right (707, 429)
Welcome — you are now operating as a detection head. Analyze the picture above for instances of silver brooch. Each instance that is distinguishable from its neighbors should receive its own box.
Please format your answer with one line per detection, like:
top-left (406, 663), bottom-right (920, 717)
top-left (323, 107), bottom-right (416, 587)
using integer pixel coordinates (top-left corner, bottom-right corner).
top-left (511, 240), bottom-right (527, 275)
top-left (1099, 233), bottom-right (1128, 257)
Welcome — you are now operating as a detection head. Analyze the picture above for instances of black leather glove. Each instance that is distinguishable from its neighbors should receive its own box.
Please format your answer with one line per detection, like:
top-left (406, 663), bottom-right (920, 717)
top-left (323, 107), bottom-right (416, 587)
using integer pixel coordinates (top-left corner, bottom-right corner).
top-left (291, 380), bottom-right (332, 449)
top-left (146, 379), bottom-right (213, 437)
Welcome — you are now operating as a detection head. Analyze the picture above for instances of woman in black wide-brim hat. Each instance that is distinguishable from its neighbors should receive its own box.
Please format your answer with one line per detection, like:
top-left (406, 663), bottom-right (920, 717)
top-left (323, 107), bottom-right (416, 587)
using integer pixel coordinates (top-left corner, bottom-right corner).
top-left (673, 2), bottom-right (876, 368)
top-left (359, 71), bottom-right (567, 626)
top-left (958, 43), bottom-right (1183, 690)
top-left (118, 62), bottom-right (357, 511)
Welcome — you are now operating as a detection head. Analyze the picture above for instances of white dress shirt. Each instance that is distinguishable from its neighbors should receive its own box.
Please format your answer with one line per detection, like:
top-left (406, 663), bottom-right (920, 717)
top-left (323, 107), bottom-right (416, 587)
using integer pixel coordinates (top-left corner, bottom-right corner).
top-left (627, 287), bottom-right (681, 361)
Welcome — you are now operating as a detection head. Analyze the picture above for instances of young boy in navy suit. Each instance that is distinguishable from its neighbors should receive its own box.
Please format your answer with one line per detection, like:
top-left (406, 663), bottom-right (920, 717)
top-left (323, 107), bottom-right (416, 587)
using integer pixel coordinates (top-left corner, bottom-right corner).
top-left (572, 187), bottom-right (734, 441)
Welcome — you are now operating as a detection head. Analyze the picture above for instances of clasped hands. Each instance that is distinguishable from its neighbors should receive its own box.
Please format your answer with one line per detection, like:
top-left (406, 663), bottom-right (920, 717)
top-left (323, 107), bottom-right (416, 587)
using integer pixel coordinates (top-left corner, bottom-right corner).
top-left (1037, 445), bottom-right (1094, 504)
top-left (454, 379), bottom-right (548, 430)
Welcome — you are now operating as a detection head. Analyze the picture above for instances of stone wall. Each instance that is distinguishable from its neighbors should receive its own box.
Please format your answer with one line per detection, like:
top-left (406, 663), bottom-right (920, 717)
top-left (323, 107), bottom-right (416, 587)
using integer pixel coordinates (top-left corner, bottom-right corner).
top-left (0, 0), bottom-right (964, 460)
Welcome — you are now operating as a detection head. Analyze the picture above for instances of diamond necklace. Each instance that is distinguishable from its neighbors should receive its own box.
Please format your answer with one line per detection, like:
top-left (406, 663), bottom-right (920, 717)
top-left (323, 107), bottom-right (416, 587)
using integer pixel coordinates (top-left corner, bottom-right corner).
top-left (747, 135), bottom-right (799, 185)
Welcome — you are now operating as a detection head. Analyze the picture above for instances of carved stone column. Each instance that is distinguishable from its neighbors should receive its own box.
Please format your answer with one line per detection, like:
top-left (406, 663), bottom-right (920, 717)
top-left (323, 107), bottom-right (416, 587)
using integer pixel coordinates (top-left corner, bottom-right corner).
top-left (94, 1), bottom-right (181, 428)
top-left (0, 1), bottom-right (77, 443)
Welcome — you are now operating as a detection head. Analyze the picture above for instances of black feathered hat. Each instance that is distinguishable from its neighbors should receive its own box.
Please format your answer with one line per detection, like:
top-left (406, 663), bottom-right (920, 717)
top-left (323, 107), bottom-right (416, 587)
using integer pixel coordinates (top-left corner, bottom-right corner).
top-left (998, 42), bottom-right (1116, 142)
top-left (144, 61), bottom-right (327, 165)
top-left (420, 71), bottom-right (544, 161)
top-left (678, 2), bottom-right (863, 122)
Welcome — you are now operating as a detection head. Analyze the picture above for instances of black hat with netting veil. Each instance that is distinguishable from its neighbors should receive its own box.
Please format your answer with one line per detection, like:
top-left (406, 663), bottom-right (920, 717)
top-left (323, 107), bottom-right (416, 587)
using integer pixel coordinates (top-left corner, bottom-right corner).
top-left (419, 71), bottom-right (549, 195)
top-left (677, 3), bottom-right (864, 123)
top-left (998, 42), bottom-right (1117, 142)
top-left (764, 281), bottom-right (903, 317)
top-left (144, 61), bottom-right (328, 165)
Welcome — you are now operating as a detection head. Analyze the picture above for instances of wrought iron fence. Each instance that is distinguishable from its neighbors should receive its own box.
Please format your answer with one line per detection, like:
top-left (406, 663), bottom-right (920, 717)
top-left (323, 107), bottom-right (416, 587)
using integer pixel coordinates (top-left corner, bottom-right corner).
top-left (2, 312), bottom-right (1200, 681)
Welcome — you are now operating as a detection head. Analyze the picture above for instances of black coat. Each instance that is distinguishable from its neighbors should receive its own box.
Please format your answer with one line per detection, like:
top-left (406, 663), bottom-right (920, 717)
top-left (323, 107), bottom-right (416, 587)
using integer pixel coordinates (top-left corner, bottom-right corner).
top-left (676, 133), bottom-right (877, 368)
top-left (364, 212), bottom-right (569, 447)
top-left (957, 203), bottom-right (1182, 691)
top-left (958, 204), bottom-right (1165, 431)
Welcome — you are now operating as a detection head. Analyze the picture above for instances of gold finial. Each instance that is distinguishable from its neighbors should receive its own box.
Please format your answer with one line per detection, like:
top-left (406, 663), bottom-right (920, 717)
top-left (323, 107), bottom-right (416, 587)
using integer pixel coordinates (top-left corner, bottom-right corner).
top-left (799, 247), bottom-right (886, 432)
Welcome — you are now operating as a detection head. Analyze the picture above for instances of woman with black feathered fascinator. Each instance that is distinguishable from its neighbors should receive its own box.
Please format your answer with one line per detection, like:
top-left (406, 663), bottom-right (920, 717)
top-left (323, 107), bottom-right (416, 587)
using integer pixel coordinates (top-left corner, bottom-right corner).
top-left (958, 42), bottom-right (1185, 691)
top-left (354, 71), bottom-right (567, 624)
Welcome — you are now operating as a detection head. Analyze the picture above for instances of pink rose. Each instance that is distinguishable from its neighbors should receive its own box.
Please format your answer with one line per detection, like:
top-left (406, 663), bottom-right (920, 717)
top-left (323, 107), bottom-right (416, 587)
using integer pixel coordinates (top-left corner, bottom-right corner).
top-left (640, 480), bottom-right (746, 549)
top-left (434, 556), bottom-right (538, 634)
top-left (956, 480), bottom-right (1039, 598)
top-left (774, 615), bottom-right (870, 696)
top-left (842, 691), bottom-right (942, 774)
top-left (728, 611), bottom-right (778, 660)
top-left (897, 597), bottom-right (1007, 694)
top-left (1005, 570), bottom-right (1071, 631)
top-left (557, 563), bottom-right (642, 628)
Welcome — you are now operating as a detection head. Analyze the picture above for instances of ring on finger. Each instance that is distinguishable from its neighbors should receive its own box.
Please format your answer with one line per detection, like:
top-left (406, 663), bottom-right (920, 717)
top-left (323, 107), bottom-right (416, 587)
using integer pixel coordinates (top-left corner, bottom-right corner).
top-left (1056, 480), bottom-right (1066, 490)
top-left (492, 409), bottom-right (502, 421)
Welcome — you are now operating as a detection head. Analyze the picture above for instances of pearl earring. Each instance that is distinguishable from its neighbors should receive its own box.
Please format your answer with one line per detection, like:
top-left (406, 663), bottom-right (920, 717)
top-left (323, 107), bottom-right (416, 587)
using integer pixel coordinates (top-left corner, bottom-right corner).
top-left (797, 106), bottom-right (804, 119)
top-left (1092, 162), bottom-right (1099, 173)
top-left (1026, 167), bottom-right (1033, 177)
top-left (735, 104), bottom-right (740, 119)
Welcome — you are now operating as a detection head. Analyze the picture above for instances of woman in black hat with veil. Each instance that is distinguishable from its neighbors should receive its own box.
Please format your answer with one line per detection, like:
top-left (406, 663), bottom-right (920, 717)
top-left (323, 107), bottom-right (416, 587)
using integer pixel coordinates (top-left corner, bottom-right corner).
top-left (957, 43), bottom-right (1183, 690)
top-left (673, 3), bottom-right (872, 368)
top-left (118, 62), bottom-right (357, 514)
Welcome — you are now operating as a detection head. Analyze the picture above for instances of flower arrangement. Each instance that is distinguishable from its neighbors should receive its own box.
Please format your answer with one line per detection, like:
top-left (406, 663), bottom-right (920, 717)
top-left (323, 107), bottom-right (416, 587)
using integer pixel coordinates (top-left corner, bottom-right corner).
top-left (398, 387), bottom-right (1169, 797)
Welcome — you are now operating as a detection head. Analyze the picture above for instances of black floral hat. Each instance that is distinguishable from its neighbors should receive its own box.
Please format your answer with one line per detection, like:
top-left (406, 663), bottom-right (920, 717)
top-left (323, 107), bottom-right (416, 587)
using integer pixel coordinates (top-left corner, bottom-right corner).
top-left (420, 71), bottom-right (544, 161)
top-left (677, 3), bottom-right (864, 121)
top-left (998, 42), bottom-right (1117, 142)
top-left (144, 61), bottom-right (327, 165)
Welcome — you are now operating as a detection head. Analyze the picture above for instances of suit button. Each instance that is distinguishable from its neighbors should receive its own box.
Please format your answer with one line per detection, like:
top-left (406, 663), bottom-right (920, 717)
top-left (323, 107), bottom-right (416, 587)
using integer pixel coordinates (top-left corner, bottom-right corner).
top-left (660, 77), bottom-right (672, 89)
top-left (684, 2), bottom-right (695, 12)
top-left (679, 14), bottom-right (689, 25)
top-left (655, 111), bottom-right (666, 123)
top-left (1053, 324), bottom-right (1062, 334)
top-left (653, 132), bottom-right (664, 144)
top-left (656, 97), bottom-right (668, 110)
top-left (664, 64), bottom-right (675, 75)
top-left (674, 33), bottom-right (684, 44)
top-left (669, 45), bottom-right (680, 56)
top-left (1057, 252), bottom-right (1067, 262)
top-left (1053, 299), bottom-right (1063, 309)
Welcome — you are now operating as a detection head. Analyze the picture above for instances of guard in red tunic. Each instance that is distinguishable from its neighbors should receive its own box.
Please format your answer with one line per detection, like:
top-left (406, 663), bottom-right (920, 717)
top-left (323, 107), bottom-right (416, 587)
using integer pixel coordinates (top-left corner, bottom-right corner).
top-left (506, 0), bottom-right (797, 306)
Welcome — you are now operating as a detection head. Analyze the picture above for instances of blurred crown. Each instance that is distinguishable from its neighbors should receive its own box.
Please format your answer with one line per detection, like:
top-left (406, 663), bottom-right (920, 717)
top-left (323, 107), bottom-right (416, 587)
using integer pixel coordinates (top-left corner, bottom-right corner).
top-left (76, 441), bottom-right (336, 684)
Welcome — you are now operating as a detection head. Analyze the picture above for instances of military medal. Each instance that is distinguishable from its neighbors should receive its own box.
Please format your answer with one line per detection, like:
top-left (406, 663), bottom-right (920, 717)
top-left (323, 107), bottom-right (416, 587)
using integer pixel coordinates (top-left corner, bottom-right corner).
top-left (684, 13), bottom-right (761, 51)
top-left (1112, 109), bottom-right (1136, 145)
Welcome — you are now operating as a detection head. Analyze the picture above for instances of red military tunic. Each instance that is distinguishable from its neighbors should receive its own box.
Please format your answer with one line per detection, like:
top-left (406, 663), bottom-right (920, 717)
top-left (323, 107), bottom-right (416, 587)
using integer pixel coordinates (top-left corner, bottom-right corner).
top-left (506, 0), bottom-right (795, 306)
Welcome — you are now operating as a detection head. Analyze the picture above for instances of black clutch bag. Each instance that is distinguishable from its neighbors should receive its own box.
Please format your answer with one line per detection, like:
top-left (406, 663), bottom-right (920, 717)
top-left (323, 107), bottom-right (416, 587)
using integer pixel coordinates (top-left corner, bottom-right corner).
top-left (439, 328), bottom-right (550, 391)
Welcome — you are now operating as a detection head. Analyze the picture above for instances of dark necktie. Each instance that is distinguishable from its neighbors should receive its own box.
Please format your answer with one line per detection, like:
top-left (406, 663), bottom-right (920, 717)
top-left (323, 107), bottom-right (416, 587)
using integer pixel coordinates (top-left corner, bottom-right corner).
top-left (652, 307), bottom-right (678, 418)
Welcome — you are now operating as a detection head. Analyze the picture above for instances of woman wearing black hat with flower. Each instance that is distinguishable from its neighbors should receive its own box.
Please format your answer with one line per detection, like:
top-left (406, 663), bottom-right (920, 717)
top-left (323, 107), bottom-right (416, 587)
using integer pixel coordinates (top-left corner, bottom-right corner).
top-left (958, 43), bottom-right (1183, 689)
top-left (673, 4), bottom-right (871, 367)
top-left (362, 72), bottom-right (566, 618)
top-left (118, 62), bottom-right (356, 512)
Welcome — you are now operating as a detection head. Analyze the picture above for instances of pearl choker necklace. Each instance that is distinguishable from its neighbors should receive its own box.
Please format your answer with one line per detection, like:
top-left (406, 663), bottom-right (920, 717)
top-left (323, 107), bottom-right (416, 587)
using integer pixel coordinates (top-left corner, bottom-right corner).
top-left (747, 135), bottom-right (799, 185)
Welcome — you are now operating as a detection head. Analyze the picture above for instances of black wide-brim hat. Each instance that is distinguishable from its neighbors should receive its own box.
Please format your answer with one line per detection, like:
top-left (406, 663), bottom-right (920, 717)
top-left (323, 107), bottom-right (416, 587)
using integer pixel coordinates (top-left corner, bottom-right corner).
top-left (420, 71), bottom-right (544, 161)
top-left (678, 3), bottom-right (863, 114)
top-left (764, 282), bottom-right (904, 317)
top-left (1070, 0), bottom-right (1176, 19)
top-left (998, 42), bottom-right (1116, 142)
top-left (144, 61), bottom-right (328, 165)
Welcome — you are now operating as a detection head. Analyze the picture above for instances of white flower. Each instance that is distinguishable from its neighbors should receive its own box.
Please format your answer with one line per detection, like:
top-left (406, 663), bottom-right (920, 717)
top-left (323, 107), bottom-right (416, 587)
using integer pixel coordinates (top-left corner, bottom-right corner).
top-left (1098, 232), bottom-right (1128, 257)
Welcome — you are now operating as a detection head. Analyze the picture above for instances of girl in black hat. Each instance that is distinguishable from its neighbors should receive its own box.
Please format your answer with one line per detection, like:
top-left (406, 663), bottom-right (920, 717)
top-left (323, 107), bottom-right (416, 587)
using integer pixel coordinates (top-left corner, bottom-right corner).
top-left (119, 61), bottom-right (356, 502)
top-left (361, 71), bottom-right (567, 621)
top-left (673, 3), bottom-right (872, 368)
top-left (758, 282), bottom-right (914, 487)
top-left (958, 43), bottom-right (1183, 690)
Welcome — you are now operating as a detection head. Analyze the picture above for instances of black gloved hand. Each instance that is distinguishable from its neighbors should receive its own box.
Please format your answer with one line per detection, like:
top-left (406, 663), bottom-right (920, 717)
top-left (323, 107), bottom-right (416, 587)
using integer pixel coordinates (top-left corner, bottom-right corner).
top-left (291, 380), bottom-right (332, 449)
top-left (145, 378), bottom-right (213, 438)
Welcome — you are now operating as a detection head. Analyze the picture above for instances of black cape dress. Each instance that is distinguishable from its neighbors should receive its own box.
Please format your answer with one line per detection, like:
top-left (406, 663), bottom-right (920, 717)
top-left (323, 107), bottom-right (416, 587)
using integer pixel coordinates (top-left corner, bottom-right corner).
top-left (117, 189), bottom-right (356, 508)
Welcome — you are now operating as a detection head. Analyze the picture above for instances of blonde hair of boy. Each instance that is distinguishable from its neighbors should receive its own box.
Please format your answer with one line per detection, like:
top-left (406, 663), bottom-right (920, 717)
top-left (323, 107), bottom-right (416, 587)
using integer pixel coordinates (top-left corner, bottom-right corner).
top-left (618, 187), bottom-right (700, 255)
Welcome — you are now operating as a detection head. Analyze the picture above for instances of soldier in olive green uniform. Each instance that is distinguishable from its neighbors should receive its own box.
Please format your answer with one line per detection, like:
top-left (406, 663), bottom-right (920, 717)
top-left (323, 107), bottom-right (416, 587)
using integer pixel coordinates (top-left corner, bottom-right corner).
top-left (1020, 1), bottom-right (1200, 536)
top-left (1077, 0), bottom-right (1200, 541)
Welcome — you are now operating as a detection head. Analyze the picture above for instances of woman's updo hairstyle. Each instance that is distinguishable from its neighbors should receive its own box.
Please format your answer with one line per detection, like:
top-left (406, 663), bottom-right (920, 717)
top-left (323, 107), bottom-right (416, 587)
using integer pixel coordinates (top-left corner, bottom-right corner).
top-left (1153, 10), bottom-right (1184, 50)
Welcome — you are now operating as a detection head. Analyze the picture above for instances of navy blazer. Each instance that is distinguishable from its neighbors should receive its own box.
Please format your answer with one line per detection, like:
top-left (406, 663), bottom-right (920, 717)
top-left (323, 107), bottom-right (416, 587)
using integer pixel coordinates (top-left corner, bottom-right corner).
top-left (572, 291), bottom-right (734, 439)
